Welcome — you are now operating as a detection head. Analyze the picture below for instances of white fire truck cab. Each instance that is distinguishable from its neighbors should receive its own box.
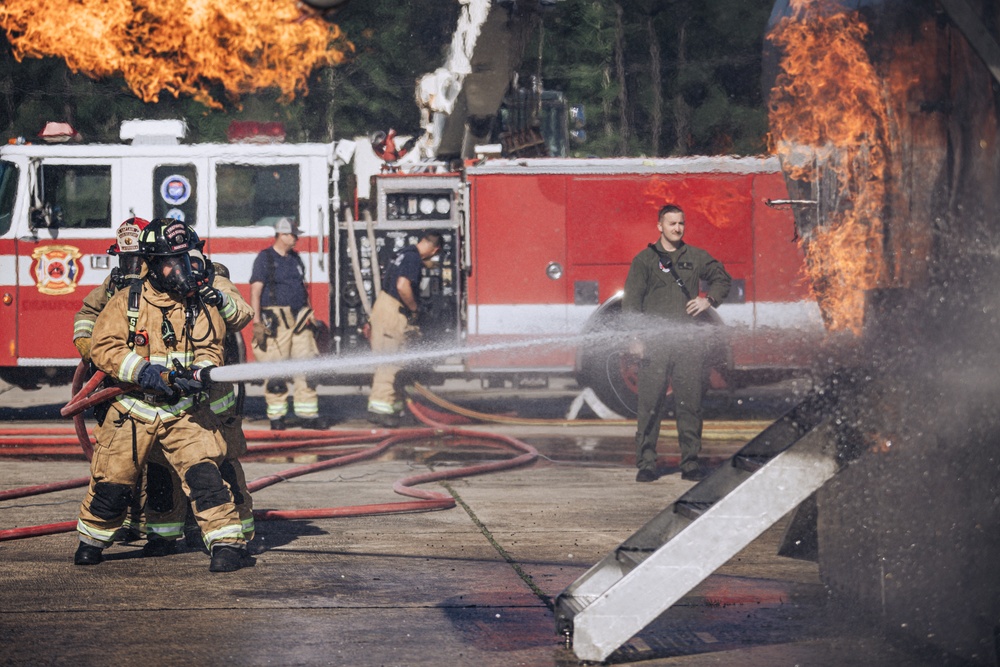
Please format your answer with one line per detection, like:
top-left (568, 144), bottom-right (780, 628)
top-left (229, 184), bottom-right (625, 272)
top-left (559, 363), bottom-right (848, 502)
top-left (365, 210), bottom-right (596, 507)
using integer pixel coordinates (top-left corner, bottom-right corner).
top-left (0, 120), bottom-right (334, 388)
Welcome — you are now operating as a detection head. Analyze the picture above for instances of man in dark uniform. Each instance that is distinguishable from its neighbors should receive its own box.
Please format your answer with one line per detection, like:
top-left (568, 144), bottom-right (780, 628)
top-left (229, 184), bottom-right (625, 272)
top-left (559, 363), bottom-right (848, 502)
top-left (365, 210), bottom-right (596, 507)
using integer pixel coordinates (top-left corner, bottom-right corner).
top-left (249, 217), bottom-right (324, 430)
top-left (366, 231), bottom-right (442, 427)
top-left (623, 203), bottom-right (732, 483)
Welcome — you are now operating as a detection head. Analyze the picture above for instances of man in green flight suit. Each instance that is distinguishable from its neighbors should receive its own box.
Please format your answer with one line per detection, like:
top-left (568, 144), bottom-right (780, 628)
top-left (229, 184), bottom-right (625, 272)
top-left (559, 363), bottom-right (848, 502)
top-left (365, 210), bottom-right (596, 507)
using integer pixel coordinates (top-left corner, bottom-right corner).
top-left (623, 203), bottom-right (732, 483)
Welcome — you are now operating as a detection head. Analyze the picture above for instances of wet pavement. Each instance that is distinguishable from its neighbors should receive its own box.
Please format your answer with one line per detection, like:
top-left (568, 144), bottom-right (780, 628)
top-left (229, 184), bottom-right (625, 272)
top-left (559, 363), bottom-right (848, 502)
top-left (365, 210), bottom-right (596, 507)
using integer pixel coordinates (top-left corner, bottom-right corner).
top-left (0, 379), bottom-right (948, 666)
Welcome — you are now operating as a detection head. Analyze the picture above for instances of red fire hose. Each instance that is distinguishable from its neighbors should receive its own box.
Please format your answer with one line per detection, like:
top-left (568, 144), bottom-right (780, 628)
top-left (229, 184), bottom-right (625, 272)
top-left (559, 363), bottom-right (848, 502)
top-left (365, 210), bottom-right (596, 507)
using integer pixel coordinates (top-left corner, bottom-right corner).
top-left (0, 387), bottom-right (540, 542)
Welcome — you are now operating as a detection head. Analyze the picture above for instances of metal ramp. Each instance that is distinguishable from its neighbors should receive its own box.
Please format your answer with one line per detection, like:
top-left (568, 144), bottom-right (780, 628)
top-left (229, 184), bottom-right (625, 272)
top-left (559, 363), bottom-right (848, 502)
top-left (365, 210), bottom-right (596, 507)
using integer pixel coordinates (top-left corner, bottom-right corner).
top-left (555, 375), bottom-right (861, 662)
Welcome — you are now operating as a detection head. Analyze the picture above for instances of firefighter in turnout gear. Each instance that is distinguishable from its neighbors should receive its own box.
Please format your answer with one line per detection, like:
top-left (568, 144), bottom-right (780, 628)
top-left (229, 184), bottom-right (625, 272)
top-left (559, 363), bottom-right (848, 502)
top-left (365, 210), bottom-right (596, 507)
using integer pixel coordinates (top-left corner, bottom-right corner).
top-left (72, 222), bottom-right (257, 552)
top-left (366, 232), bottom-right (442, 427)
top-left (73, 217), bottom-right (151, 541)
top-left (73, 217), bottom-right (151, 362)
top-left (74, 219), bottom-right (252, 572)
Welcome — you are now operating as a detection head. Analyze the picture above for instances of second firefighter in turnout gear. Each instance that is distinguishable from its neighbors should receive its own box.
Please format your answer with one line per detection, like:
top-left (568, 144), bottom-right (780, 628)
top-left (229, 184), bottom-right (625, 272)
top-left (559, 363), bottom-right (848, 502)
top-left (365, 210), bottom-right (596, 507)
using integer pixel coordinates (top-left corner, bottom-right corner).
top-left (74, 219), bottom-right (252, 572)
top-left (73, 217), bottom-right (151, 542)
top-left (249, 217), bottom-right (325, 430)
top-left (73, 217), bottom-right (151, 363)
top-left (366, 231), bottom-right (442, 427)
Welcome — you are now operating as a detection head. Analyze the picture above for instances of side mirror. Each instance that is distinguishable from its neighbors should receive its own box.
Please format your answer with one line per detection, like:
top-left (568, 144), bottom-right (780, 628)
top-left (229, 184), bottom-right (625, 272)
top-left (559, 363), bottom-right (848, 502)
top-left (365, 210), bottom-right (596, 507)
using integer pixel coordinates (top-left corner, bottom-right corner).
top-left (29, 205), bottom-right (52, 229)
top-left (29, 204), bottom-right (64, 230)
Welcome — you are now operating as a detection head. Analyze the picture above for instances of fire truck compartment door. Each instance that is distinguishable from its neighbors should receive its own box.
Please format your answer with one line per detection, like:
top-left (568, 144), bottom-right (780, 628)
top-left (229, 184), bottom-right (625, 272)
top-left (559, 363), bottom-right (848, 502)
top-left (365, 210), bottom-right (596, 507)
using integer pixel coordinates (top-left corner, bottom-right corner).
top-left (469, 174), bottom-right (569, 336)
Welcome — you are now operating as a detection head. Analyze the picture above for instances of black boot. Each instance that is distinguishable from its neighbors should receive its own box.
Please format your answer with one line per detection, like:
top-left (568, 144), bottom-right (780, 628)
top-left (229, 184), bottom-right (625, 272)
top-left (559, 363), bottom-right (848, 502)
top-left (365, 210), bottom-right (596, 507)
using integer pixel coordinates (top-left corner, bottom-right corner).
top-left (209, 544), bottom-right (253, 572)
top-left (270, 418), bottom-right (286, 431)
top-left (366, 411), bottom-right (400, 428)
top-left (74, 543), bottom-right (104, 566)
top-left (300, 417), bottom-right (328, 430)
top-left (141, 538), bottom-right (177, 557)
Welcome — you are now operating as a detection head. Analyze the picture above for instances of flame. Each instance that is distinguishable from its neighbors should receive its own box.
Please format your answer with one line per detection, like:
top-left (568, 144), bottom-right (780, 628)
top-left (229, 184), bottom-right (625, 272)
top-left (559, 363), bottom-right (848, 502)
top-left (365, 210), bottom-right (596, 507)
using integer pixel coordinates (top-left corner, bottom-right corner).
top-left (767, 1), bottom-right (889, 334)
top-left (644, 177), bottom-right (749, 231)
top-left (0, 0), bottom-right (351, 109)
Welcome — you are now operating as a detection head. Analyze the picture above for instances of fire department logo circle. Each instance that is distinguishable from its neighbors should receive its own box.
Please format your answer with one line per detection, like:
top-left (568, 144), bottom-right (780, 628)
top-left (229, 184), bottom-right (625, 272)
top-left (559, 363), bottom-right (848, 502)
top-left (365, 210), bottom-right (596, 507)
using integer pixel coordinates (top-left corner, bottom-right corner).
top-left (160, 174), bottom-right (191, 206)
top-left (30, 245), bottom-right (84, 295)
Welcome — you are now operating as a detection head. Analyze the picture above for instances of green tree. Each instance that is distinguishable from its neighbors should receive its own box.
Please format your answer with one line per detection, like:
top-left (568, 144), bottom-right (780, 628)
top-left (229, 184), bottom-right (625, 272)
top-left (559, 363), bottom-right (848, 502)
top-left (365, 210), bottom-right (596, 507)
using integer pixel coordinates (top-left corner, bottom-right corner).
top-left (534, 0), bottom-right (774, 157)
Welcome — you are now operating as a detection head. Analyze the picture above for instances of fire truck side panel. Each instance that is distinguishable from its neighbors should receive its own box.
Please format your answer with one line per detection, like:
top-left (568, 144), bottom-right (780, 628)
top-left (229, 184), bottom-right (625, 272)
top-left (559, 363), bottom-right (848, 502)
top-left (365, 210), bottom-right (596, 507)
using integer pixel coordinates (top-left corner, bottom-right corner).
top-left (750, 172), bottom-right (811, 302)
top-left (0, 240), bottom-right (18, 367)
top-left (5, 155), bottom-right (124, 371)
top-left (743, 172), bottom-right (821, 369)
top-left (563, 172), bottom-right (756, 302)
top-left (466, 173), bottom-right (574, 371)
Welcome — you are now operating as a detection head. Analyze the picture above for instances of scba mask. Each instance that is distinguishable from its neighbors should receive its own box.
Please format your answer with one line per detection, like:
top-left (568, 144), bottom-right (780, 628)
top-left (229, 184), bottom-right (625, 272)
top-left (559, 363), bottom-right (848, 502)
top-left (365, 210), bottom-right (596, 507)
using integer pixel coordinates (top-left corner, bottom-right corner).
top-left (148, 253), bottom-right (197, 297)
top-left (118, 253), bottom-right (144, 282)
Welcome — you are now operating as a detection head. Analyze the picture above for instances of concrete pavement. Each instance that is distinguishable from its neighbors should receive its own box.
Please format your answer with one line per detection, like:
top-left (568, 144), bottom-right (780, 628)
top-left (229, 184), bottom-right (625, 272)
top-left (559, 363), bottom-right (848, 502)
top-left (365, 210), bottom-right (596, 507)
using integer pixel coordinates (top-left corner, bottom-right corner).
top-left (0, 382), bottom-right (944, 666)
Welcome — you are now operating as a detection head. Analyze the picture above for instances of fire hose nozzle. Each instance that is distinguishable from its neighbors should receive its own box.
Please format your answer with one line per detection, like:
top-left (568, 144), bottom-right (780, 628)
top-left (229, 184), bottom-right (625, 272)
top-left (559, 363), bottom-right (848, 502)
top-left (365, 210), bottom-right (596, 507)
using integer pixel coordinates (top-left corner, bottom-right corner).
top-left (165, 361), bottom-right (215, 389)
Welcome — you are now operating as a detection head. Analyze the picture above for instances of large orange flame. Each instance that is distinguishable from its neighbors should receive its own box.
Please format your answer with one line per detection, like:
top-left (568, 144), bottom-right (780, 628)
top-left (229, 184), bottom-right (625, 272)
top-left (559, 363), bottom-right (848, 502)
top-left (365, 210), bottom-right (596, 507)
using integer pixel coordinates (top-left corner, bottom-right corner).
top-left (767, 0), bottom-right (889, 334)
top-left (0, 0), bottom-right (351, 109)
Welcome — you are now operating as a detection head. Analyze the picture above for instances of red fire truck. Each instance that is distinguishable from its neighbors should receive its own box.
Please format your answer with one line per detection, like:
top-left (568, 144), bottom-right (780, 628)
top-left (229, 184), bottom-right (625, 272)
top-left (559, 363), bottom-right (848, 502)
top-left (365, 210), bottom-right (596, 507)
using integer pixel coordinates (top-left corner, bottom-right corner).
top-left (343, 153), bottom-right (821, 414)
top-left (0, 120), bottom-right (821, 412)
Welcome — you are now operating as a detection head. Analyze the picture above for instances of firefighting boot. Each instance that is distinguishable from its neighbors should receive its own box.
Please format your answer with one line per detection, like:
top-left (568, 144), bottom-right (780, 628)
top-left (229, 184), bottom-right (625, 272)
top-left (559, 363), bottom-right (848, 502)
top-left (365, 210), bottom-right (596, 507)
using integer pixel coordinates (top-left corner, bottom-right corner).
top-left (74, 542), bottom-right (104, 566)
top-left (209, 544), bottom-right (253, 573)
top-left (141, 537), bottom-right (177, 558)
top-left (183, 506), bottom-right (204, 550)
top-left (366, 411), bottom-right (400, 428)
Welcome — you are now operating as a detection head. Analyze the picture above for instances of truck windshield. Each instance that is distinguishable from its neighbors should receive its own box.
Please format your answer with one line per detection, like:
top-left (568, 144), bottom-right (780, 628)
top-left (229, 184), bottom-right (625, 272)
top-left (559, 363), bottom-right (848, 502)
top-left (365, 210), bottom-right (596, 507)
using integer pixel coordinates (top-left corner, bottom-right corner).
top-left (0, 160), bottom-right (18, 236)
top-left (39, 164), bottom-right (112, 229)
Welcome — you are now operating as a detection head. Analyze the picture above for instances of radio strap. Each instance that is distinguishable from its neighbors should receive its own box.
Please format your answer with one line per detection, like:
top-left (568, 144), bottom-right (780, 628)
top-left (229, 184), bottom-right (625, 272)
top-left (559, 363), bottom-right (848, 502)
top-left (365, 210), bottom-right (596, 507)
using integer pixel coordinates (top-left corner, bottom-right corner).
top-left (647, 243), bottom-right (692, 301)
top-left (126, 280), bottom-right (143, 349)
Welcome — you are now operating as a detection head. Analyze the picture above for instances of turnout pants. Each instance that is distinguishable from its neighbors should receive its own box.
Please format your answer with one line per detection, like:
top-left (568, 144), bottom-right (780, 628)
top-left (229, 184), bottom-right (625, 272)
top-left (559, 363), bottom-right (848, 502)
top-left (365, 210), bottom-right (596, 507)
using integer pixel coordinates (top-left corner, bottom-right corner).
top-left (252, 306), bottom-right (320, 421)
top-left (367, 293), bottom-right (415, 416)
top-left (77, 404), bottom-right (245, 551)
top-left (143, 410), bottom-right (254, 544)
top-left (634, 336), bottom-right (707, 474)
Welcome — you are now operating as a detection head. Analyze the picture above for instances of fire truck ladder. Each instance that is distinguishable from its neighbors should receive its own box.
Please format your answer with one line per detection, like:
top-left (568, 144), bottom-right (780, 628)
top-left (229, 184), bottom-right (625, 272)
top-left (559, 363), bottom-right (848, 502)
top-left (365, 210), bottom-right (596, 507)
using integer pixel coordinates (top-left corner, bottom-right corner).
top-left (554, 374), bottom-right (862, 663)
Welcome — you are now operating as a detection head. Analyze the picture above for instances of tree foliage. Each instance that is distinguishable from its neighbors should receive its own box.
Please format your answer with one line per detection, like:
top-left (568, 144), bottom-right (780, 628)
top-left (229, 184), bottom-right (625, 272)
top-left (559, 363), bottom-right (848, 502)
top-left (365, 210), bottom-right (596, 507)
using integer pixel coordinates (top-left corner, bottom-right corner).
top-left (0, 0), bottom-right (775, 156)
top-left (536, 0), bottom-right (775, 157)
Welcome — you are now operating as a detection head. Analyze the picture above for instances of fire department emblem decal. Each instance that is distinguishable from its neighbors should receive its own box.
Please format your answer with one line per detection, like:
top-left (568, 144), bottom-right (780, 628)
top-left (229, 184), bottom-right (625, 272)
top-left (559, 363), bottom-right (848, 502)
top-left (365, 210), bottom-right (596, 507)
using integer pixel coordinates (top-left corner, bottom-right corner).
top-left (160, 174), bottom-right (191, 206)
top-left (30, 245), bottom-right (84, 295)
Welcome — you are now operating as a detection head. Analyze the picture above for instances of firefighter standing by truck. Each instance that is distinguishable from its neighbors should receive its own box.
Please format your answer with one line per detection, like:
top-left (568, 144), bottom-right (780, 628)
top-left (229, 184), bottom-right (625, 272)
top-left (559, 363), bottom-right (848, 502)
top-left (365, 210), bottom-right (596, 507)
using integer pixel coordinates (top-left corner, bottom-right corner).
top-left (249, 217), bottom-right (325, 430)
top-left (623, 204), bottom-right (731, 484)
top-left (74, 219), bottom-right (252, 572)
top-left (366, 231), bottom-right (442, 427)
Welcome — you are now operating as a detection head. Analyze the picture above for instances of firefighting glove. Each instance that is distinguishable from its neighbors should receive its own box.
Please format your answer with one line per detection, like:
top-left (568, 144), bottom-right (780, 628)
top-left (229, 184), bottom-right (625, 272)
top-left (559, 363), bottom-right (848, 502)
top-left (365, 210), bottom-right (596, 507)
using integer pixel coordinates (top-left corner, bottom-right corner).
top-left (137, 363), bottom-right (173, 395)
top-left (198, 284), bottom-right (224, 308)
top-left (252, 321), bottom-right (267, 350)
top-left (170, 365), bottom-right (215, 397)
top-left (74, 337), bottom-right (93, 363)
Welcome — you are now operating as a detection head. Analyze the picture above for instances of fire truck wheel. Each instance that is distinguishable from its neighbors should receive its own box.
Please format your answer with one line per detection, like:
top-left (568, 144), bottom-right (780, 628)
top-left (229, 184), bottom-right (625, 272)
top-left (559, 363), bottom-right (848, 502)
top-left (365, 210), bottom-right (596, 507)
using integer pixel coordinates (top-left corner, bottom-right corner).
top-left (577, 346), bottom-right (648, 417)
